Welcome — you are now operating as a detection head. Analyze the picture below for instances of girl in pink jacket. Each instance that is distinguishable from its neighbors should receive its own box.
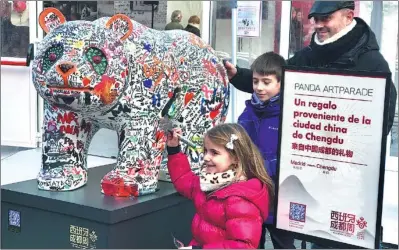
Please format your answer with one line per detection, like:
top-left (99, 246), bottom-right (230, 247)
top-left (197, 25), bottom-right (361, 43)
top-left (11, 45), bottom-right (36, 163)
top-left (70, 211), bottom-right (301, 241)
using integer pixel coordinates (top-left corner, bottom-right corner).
top-left (166, 123), bottom-right (274, 249)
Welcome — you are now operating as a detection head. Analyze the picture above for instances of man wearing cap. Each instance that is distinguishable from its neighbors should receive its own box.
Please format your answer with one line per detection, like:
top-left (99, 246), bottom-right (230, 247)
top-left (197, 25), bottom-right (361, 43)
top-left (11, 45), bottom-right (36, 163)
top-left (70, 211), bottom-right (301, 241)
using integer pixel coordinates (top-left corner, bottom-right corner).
top-left (224, 0), bottom-right (397, 136)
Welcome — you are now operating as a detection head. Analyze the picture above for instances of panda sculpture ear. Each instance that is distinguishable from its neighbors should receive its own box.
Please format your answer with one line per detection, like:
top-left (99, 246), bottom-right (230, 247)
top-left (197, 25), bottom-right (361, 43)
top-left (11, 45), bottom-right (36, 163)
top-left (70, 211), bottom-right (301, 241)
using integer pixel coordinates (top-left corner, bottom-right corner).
top-left (105, 14), bottom-right (133, 41)
top-left (39, 7), bottom-right (66, 33)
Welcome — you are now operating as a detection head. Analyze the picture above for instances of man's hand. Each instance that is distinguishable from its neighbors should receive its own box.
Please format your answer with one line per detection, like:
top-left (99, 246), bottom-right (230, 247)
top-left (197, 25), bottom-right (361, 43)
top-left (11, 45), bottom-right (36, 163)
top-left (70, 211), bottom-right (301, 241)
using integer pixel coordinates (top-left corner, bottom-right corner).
top-left (223, 60), bottom-right (237, 80)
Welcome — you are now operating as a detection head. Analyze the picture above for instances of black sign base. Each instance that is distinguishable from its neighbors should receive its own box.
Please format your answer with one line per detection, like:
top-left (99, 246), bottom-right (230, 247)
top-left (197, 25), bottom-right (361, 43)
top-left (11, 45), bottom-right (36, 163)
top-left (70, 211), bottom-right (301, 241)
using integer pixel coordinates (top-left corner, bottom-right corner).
top-left (1, 164), bottom-right (195, 249)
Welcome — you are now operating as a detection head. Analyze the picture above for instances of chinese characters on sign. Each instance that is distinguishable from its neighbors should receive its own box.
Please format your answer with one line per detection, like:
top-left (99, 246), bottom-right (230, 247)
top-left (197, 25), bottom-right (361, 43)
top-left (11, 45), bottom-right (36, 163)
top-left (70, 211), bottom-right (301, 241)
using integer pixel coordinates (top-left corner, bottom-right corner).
top-left (330, 211), bottom-right (356, 236)
top-left (69, 225), bottom-right (97, 249)
top-left (291, 143), bottom-right (354, 158)
top-left (276, 69), bottom-right (388, 248)
top-left (330, 211), bottom-right (368, 241)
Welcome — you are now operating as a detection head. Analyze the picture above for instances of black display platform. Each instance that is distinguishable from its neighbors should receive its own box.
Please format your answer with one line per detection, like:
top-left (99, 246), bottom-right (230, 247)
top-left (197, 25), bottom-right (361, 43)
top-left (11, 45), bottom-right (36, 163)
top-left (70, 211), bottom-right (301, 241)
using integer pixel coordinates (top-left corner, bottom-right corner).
top-left (1, 164), bottom-right (195, 249)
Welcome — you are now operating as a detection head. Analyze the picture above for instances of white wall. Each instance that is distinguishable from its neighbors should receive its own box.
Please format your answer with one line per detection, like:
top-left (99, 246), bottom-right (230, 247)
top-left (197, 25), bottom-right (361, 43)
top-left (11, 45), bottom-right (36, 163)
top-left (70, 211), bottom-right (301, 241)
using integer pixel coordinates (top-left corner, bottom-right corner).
top-left (1, 64), bottom-right (38, 148)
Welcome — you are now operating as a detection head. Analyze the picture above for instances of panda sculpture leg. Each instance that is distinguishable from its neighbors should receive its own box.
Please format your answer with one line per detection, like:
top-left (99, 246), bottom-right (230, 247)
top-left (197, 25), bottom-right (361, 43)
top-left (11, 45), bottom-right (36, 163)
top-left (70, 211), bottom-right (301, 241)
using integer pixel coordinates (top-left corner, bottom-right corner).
top-left (38, 101), bottom-right (99, 191)
top-left (101, 119), bottom-right (165, 196)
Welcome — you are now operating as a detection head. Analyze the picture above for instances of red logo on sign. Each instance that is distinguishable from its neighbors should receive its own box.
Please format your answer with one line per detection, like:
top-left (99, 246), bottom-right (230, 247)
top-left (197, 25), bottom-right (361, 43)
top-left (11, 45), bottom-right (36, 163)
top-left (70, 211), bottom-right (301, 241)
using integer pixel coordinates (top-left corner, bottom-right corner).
top-left (356, 217), bottom-right (368, 229)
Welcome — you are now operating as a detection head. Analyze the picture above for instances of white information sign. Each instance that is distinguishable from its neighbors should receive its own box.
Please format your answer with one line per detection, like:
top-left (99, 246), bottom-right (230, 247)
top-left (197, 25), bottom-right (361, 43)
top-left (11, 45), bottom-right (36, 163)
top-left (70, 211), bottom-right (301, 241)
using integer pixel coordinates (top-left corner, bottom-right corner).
top-left (237, 1), bottom-right (262, 37)
top-left (276, 68), bottom-right (389, 249)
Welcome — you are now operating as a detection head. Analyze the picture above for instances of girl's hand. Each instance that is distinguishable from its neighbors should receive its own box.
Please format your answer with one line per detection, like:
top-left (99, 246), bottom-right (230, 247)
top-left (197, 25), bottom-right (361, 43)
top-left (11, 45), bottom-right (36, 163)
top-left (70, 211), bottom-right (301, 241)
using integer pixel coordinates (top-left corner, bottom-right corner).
top-left (166, 128), bottom-right (182, 148)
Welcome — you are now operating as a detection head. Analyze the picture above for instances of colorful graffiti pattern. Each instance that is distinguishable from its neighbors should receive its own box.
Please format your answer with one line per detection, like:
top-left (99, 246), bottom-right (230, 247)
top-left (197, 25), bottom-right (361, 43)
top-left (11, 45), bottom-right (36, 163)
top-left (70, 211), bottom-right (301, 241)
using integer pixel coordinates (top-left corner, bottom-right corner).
top-left (32, 8), bottom-right (229, 195)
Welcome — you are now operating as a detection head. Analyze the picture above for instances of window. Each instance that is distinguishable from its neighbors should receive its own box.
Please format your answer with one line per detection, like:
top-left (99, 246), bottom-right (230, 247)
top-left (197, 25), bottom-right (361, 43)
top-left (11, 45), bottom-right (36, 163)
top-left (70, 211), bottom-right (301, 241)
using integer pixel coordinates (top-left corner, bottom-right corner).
top-left (211, 1), bottom-right (282, 121)
top-left (213, 1), bottom-right (280, 68)
top-left (288, 1), bottom-right (314, 57)
top-left (1, 0), bottom-right (30, 58)
top-left (42, 1), bottom-right (167, 30)
top-left (43, 1), bottom-right (99, 21)
top-left (287, 1), bottom-right (362, 58)
top-left (381, 1), bottom-right (398, 157)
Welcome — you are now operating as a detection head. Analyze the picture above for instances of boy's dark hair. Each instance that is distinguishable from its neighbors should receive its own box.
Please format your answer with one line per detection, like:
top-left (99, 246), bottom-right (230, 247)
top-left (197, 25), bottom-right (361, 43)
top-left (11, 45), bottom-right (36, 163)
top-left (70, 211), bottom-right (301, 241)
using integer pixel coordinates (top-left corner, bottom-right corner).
top-left (250, 52), bottom-right (286, 82)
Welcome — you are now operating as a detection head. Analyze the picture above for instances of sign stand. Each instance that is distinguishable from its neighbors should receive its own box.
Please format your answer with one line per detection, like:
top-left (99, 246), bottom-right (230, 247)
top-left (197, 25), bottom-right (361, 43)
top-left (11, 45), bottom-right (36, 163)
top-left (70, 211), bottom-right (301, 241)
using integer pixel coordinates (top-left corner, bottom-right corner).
top-left (275, 66), bottom-right (391, 249)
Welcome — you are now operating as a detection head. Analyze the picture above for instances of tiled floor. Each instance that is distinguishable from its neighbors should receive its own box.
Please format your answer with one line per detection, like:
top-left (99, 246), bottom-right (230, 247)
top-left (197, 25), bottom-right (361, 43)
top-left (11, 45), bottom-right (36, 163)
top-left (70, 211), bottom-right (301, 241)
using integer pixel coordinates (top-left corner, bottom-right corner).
top-left (1, 146), bottom-right (398, 248)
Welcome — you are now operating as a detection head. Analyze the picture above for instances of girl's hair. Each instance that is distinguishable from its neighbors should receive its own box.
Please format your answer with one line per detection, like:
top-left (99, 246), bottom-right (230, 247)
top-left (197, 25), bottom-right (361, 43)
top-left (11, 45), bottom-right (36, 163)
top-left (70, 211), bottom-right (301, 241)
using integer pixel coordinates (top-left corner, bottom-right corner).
top-left (188, 15), bottom-right (200, 24)
top-left (205, 123), bottom-right (275, 199)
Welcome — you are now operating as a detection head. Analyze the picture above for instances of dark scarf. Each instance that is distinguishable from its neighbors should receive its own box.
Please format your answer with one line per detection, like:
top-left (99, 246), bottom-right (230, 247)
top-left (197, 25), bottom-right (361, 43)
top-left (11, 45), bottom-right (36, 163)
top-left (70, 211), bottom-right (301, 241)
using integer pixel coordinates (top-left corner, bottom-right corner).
top-left (307, 20), bottom-right (366, 67)
top-left (251, 93), bottom-right (280, 111)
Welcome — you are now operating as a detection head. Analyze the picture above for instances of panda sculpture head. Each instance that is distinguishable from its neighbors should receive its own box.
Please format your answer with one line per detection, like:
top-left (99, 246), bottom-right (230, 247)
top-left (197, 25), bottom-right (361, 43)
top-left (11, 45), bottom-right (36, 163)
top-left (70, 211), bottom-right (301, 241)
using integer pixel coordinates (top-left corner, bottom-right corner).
top-left (32, 8), bottom-right (134, 114)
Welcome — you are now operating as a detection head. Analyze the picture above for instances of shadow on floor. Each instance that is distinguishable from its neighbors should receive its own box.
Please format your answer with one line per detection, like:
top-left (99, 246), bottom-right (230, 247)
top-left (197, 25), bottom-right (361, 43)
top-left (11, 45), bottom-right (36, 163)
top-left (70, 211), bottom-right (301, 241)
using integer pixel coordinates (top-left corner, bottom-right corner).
top-left (1, 146), bottom-right (32, 160)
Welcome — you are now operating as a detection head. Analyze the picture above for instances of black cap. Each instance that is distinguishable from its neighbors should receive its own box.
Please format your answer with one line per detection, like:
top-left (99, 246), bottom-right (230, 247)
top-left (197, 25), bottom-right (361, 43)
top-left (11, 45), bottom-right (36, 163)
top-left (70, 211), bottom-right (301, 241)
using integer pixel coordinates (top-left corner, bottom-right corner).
top-left (308, 1), bottom-right (355, 19)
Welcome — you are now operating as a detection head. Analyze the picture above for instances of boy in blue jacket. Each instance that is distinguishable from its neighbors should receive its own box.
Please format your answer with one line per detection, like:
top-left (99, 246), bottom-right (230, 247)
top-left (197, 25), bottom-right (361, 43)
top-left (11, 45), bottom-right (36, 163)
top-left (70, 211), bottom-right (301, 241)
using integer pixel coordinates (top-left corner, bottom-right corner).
top-left (238, 52), bottom-right (296, 249)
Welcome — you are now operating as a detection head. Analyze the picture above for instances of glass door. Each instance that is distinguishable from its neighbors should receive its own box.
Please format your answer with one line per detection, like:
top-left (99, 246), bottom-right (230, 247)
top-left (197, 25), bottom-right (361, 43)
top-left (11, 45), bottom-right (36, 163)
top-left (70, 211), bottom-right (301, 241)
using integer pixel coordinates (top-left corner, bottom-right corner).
top-left (1, 1), bottom-right (39, 148)
top-left (380, 1), bottom-right (398, 159)
top-left (211, 1), bottom-right (282, 122)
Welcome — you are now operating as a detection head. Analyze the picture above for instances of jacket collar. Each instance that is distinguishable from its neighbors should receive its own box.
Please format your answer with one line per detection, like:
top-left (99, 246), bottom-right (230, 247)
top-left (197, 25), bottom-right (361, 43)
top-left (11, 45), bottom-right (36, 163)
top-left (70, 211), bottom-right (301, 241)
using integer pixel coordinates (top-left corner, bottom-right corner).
top-left (245, 95), bottom-right (280, 117)
top-left (188, 23), bottom-right (200, 29)
top-left (304, 17), bottom-right (379, 67)
top-left (314, 19), bottom-right (357, 45)
top-left (333, 17), bottom-right (379, 65)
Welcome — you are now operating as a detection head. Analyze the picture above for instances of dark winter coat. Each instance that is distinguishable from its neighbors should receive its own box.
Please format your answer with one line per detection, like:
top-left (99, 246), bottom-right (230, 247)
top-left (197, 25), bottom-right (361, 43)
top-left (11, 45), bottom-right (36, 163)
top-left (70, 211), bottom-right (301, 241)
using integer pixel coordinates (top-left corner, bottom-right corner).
top-left (165, 21), bottom-right (184, 31)
top-left (185, 24), bottom-right (201, 37)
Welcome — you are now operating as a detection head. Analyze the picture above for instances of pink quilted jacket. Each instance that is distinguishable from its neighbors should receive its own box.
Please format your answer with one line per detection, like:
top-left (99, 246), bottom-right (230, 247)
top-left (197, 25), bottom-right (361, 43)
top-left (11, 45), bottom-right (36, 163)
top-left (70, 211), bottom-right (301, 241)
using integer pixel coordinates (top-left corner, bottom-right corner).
top-left (167, 152), bottom-right (269, 249)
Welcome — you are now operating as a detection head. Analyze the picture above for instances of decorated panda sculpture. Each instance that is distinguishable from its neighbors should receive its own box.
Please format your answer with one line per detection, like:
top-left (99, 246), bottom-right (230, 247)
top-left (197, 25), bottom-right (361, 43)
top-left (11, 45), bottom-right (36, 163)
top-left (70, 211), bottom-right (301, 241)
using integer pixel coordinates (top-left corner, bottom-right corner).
top-left (32, 8), bottom-right (230, 196)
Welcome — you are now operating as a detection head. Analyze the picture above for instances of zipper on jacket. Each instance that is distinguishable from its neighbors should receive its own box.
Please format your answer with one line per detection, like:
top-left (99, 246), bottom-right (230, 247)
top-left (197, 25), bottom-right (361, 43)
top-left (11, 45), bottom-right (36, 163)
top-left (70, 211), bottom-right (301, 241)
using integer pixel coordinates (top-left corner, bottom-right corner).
top-left (255, 119), bottom-right (261, 145)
